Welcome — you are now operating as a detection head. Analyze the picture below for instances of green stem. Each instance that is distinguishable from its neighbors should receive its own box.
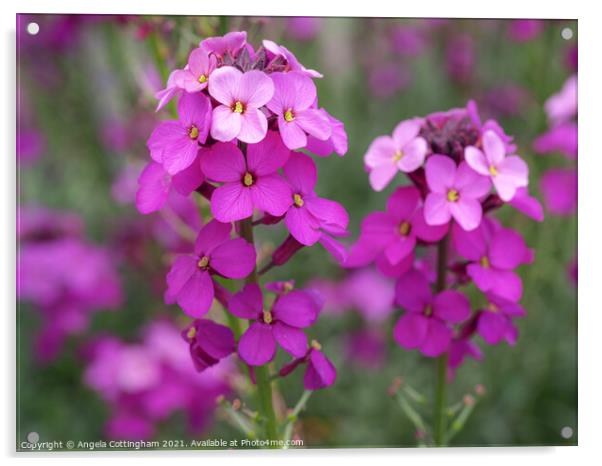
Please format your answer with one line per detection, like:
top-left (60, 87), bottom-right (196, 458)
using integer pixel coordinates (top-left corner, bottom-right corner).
top-left (238, 216), bottom-right (278, 442)
top-left (433, 235), bottom-right (449, 447)
top-left (282, 390), bottom-right (312, 444)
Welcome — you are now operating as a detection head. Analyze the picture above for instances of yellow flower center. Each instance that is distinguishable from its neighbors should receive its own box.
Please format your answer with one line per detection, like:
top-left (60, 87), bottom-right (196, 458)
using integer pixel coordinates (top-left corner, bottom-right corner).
top-left (188, 125), bottom-right (199, 140)
top-left (480, 256), bottom-right (490, 268)
top-left (393, 150), bottom-right (404, 162)
top-left (283, 281), bottom-right (294, 293)
top-left (284, 109), bottom-right (295, 122)
top-left (198, 74), bottom-right (208, 84)
top-left (489, 165), bottom-right (498, 177)
top-left (186, 326), bottom-right (197, 340)
top-left (243, 172), bottom-right (254, 187)
top-left (198, 256), bottom-right (210, 269)
top-left (399, 221), bottom-right (411, 236)
top-left (311, 339), bottom-right (322, 351)
top-left (487, 302), bottom-right (499, 313)
top-left (447, 189), bottom-right (459, 202)
top-left (424, 305), bottom-right (433, 317)
top-left (293, 193), bottom-right (304, 207)
top-left (233, 101), bottom-right (244, 113)
top-left (263, 310), bottom-right (273, 324)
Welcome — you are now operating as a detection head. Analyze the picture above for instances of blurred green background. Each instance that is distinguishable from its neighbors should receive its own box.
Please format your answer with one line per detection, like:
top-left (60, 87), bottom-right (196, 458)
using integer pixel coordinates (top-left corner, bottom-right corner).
top-left (17, 15), bottom-right (577, 448)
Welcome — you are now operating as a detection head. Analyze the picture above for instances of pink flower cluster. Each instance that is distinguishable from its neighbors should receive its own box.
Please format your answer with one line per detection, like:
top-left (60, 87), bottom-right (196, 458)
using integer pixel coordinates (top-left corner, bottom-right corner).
top-left (84, 321), bottom-right (231, 440)
top-left (137, 31), bottom-right (346, 391)
top-left (17, 207), bottom-right (123, 362)
top-left (350, 101), bottom-right (541, 373)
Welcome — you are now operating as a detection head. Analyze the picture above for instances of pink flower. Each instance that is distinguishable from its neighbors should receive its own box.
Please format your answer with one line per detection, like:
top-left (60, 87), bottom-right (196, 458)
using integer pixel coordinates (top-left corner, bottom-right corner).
top-left (182, 319), bottom-right (236, 372)
top-left (262, 39), bottom-right (322, 78)
top-left (347, 186), bottom-right (447, 268)
top-left (364, 119), bottom-right (429, 191)
top-left (540, 168), bottom-right (577, 216)
top-left (424, 155), bottom-right (491, 231)
top-left (448, 337), bottom-right (483, 380)
top-left (282, 152), bottom-right (348, 245)
top-left (476, 294), bottom-right (525, 345)
top-left (544, 75), bottom-right (577, 125)
top-left (165, 220), bottom-right (256, 317)
top-left (508, 20), bottom-right (544, 42)
top-left (508, 187), bottom-right (545, 222)
top-left (286, 17), bottom-right (321, 41)
top-left (199, 133), bottom-right (292, 222)
top-left (305, 108), bottom-right (348, 157)
top-left (200, 31), bottom-right (247, 59)
top-left (465, 130), bottom-right (528, 202)
top-left (533, 122), bottom-right (578, 159)
top-left (267, 72), bottom-right (331, 150)
top-left (147, 92), bottom-right (211, 175)
top-left (136, 158), bottom-right (204, 214)
top-left (172, 47), bottom-right (217, 93)
top-left (393, 269), bottom-right (470, 357)
top-left (452, 221), bottom-right (531, 302)
top-left (155, 70), bottom-right (182, 112)
top-left (228, 284), bottom-right (320, 365)
top-left (278, 341), bottom-right (337, 390)
top-left (208, 66), bottom-right (274, 143)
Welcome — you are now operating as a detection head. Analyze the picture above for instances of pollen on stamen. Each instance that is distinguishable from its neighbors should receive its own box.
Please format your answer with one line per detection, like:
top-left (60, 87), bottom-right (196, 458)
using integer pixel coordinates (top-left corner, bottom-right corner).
top-left (311, 339), bottom-right (322, 351)
top-left (293, 193), bottom-right (304, 207)
top-left (186, 326), bottom-right (197, 340)
top-left (480, 256), bottom-right (490, 268)
top-left (489, 165), bottom-right (498, 176)
top-left (233, 101), bottom-right (244, 113)
top-left (447, 189), bottom-right (459, 202)
top-left (399, 221), bottom-right (411, 236)
top-left (198, 74), bottom-right (208, 84)
top-left (424, 305), bottom-right (433, 317)
top-left (188, 125), bottom-right (199, 140)
top-left (263, 310), bottom-right (273, 324)
top-left (393, 150), bottom-right (404, 162)
top-left (284, 109), bottom-right (295, 122)
top-left (198, 256), bottom-right (210, 269)
top-left (243, 172), bottom-right (254, 187)
top-left (487, 302), bottom-right (498, 313)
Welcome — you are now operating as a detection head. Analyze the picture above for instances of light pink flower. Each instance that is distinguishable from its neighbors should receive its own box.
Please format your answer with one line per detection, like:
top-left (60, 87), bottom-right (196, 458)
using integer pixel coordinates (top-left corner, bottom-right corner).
top-left (172, 47), bottom-right (217, 93)
top-left (200, 31), bottom-right (247, 58)
top-left (364, 119), bottom-right (429, 191)
top-left (262, 39), bottom-right (323, 78)
top-left (267, 72), bottom-right (331, 150)
top-left (465, 130), bottom-right (528, 202)
top-left (424, 155), bottom-right (491, 231)
top-left (208, 66), bottom-right (274, 143)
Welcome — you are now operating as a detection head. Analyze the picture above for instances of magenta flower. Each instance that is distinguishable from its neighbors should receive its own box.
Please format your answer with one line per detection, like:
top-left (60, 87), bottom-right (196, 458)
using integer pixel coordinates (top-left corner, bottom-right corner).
top-left (208, 66), bottom-right (274, 143)
top-left (393, 269), bottom-right (471, 357)
top-left (508, 187), bottom-right (545, 222)
top-left (228, 283), bottom-right (320, 366)
top-left (508, 20), bottom-right (544, 42)
top-left (545, 75), bottom-right (577, 125)
top-left (424, 155), bottom-right (491, 231)
top-left (279, 341), bottom-right (337, 390)
top-left (182, 319), bottom-right (236, 372)
top-left (262, 39), bottom-right (322, 78)
top-left (540, 168), bottom-right (577, 216)
top-left (364, 119), bottom-right (429, 191)
top-left (199, 133), bottom-right (292, 222)
top-left (465, 130), bottom-right (528, 202)
top-left (200, 31), bottom-right (247, 59)
top-left (165, 220), bottom-right (256, 317)
top-left (136, 158), bottom-right (204, 214)
top-left (452, 222), bottom-right (531, 302)
top-left (282, 152), bottom-right (348, 245)
top-left (147, 92), bottom-right (211, 175)
top-left (533, 122), bottom-right (578, 159)
top-left (267, 72), bottom-right (331, 150)
top-left (305, 109), bottom-right (348, 157)
top-left (173, 47), bottom-right (217, 93)
top-left (448, 337), bottom-right (483, 380)
top-left (476, 294), bottom-right (525, 345)
top-left (286, 17), bottom-right (322, 41)
top-left (155, 70), bottom-right (182, 112)
top-left (348, 186), bottom-right (447, 268)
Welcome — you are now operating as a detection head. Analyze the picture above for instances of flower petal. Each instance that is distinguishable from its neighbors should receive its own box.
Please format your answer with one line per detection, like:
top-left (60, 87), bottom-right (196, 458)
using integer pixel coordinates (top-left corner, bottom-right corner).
top-left (194, 219), bottom-right (231, 255)
top-left (295, 108), bottom-right (332, 141)
top-left (166, 255), bottom-right (197, 298)
top-left (392, 119), bottom-right (421, 147)
top-left (489, 228), bottom-right (529, 270)
top-left (425, 155), bottom-right (456, 193)
top-left (394, 269), bottom-right (432, 312)
top-left (210, 183), bottom-right (254, 222)
top-left (238, 70), bottom-right (274, 108)
top-left (393, 313), bottom-right (428, 349)
top-left (285, 206), bottom-right (322, 246)
top-left (273, 290), bottom-right (319, 328)
top-left (250, 174), bottom-right (293, 217)
top-left (227, 283), bottom-right (263, 319)
top-left (386, 186), bottom-right (420, 221)
top-left (207, 66), bottom-right (241, 105)
top-left (464, 146), bottom-right (490, 176)
top-left (210, 238), bottom-right (256, 279)
top-left (482, 130), bottom-right (506, 166)
top-left (304, 349), bottom-right (337, 390)
top-left (449, 197), bottom-right (482, 231)
top-left (433, 290), bottom-right (471, 323)
top-left (246, 130), bottom-right (290, 176)
top-left (283, 152), bottom-right (317, 193)
top-left (238, 108), bottom-right (269, 144)
top-left (278, 117), bottom-right (307, 150)
top-left (420, 319), bottom-right (452, 357)
top-left (424, 193), bottom-right (451, 226)
top-left (397, 137), bottom-right (427, 172)
top-left (272, 322), bottom-right (308, 357)
top-left (136, 162), bottom-right (171, 214)
top-left (210, 105), bottom-right (242, 142)
top-left (199, 142), bottom-right (245, 183)
top-left (176, 270), bottom-right (214, 317)
top-left (237, 322), bottom-right (276, 366)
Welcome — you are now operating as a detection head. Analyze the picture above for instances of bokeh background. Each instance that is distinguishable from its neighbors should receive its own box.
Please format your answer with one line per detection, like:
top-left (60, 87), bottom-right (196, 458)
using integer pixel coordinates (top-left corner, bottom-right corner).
top-left (17, 15), bottom-right (577, 448)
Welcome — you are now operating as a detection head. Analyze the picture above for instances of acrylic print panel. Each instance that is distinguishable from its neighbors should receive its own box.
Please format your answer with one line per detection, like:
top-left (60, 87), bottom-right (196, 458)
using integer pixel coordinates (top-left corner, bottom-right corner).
top-left (16, 14), bottom-right (577, 451)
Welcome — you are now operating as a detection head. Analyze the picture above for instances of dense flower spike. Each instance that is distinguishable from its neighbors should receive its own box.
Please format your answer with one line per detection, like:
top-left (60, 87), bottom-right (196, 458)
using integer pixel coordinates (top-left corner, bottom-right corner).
top-left (228, 283), bottom-right (320, 365)
top-left (165, 220), bottom-right (256, 317)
